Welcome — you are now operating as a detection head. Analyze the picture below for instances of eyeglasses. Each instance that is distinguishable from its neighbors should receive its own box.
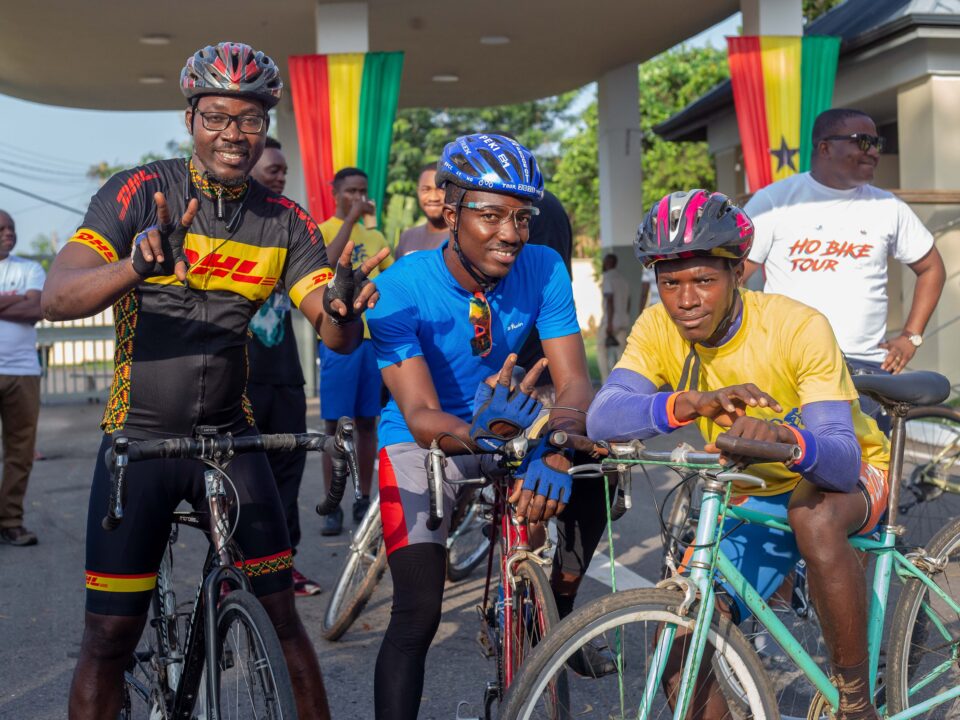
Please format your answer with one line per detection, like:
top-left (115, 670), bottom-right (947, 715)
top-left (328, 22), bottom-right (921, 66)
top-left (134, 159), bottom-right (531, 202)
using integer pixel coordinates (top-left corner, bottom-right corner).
top-left (461, 202), bottom-right (540, 231)
top-left (195, 111), bottom-right (266, 134)
top-left (469, 291), bottom-right (492, 357)
top-left (822, 133), bottom-right (885, 153)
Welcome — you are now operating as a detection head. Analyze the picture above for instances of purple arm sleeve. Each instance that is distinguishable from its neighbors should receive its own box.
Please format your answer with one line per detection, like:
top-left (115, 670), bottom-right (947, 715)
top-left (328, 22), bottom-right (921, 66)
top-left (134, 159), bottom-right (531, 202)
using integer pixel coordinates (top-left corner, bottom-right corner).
top-left (586, 368), bottom-right (677, 441)
top-left (793, 400), bottom-right (862, 492)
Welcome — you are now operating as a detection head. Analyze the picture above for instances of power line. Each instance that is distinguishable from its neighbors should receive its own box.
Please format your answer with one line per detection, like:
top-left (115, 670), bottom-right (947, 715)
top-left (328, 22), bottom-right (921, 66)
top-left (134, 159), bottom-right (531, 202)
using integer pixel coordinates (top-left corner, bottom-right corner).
top-left (0, 180), bottom-right (84, 214)
top-left (0, 140), bottom-right (91, 171)
top-left (0, 155), bottom-right (90, 179)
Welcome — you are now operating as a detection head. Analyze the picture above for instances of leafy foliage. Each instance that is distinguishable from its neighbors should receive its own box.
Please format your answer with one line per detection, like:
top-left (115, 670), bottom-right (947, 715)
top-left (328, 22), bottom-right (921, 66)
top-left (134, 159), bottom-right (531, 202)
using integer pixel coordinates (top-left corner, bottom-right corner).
top-left (553, 45), bottom-right (730, 241)
top-left (87, 139), bottom-right (193, 184)
top-left (803, 0), bottom-right (843, 22)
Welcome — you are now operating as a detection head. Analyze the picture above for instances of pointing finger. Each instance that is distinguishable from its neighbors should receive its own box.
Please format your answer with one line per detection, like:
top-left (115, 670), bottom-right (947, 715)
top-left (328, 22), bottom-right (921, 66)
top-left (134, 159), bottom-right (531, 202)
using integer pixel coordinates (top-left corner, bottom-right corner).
top-left (496, 354), bottom-right (518, 388)
top-left (154, 192), bottom-right (171, 228)
top-left (357, 247), bottom-right (390, 278)
top-left (518, 358), bottom-right (548, 396)
top-left (180, 198), bottom-right (200, 228)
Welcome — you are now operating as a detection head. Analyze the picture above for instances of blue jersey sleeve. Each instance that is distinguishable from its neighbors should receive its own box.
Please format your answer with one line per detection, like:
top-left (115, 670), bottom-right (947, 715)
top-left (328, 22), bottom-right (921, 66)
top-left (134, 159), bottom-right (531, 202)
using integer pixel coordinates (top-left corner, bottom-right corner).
top-left (534, 246), bottom-right (580, 340)
top-left (367, 271), bottom-right (424, 369)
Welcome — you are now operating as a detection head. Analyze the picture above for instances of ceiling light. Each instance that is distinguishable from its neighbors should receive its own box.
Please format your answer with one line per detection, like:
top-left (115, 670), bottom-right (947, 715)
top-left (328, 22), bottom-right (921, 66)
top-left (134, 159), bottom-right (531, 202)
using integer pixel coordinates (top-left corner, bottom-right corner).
top-left (139, 34), bottom-right (172, 46)
top-left (432, 74), bottom-right (459, 83)
top-left (138, 75), bottom-right (166, 85)
top-left (480, 35), bottom-right (510, 45)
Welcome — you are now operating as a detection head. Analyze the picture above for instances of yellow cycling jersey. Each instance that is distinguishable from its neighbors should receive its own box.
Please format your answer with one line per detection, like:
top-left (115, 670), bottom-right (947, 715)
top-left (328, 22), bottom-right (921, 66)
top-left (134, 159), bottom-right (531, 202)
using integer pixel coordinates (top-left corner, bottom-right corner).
top-left (616, 290), bottom-right (889, 495)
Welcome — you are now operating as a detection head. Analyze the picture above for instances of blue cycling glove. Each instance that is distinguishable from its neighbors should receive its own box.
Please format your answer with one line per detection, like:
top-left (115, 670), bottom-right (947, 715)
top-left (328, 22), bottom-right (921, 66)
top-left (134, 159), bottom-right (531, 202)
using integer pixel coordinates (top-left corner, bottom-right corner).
top-left (518, 441), bottom-right (572, 504)
top-left (469, 381), bottom-right (543, 452)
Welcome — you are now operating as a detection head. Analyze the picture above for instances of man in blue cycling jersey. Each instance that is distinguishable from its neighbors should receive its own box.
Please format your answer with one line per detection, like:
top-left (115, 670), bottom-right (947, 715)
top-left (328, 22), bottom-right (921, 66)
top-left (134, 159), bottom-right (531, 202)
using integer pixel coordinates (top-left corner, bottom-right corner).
top-left (366, 134), bottom-right (605, 719)
top-left (44, 42), bottom-right (386, 720)
top-left (588, 190), bottom-right (890, 720)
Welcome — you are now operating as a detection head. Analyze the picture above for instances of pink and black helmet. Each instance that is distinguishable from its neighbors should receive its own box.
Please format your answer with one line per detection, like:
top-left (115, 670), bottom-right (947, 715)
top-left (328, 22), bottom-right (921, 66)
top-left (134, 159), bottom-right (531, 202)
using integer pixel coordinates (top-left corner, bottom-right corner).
top-left (634, 190), bottom-right (753, 268)
top-left (180, 42), bottom-right (282, 108)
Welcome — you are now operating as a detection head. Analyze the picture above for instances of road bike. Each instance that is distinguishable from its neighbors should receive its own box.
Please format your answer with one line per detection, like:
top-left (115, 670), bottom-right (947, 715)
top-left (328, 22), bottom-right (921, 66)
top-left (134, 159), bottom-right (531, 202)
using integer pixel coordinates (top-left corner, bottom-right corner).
top-left (502, 370), bottom-right (960, 719)
top-left (115, 419), bottom-right (358, 719)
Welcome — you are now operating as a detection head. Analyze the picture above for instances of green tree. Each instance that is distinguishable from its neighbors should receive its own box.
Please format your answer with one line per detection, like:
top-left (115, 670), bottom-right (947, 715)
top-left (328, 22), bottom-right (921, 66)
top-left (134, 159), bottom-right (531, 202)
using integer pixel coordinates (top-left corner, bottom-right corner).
top-left (803, 0), bottom-right (843, 22)
top-left (87, 139), bottom-right (193, 184)
top-left (553, 45), bottom-right (729, 242)
top-left (385, 94), bottom-right (578, 221)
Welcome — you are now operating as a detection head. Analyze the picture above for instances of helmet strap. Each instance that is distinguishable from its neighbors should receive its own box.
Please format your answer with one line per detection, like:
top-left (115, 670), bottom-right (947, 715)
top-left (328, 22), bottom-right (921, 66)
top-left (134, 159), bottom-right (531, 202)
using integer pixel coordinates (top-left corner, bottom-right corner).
top-left (449, 187), bottom-right (499, 293)
top-left (704, 280), bottom-right (742, 347)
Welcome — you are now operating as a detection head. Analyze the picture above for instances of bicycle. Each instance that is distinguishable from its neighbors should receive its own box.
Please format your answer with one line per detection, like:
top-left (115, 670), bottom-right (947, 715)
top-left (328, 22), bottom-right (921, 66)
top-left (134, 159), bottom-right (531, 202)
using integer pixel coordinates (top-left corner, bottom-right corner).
top-left (114, 419), bottom-right (359, 720)
top-left (319, 485), bottom-right (492, 641)
top-left (502, 370), bottom-right (960, 719)
top-left (427, 430), bottom-right (632, 720)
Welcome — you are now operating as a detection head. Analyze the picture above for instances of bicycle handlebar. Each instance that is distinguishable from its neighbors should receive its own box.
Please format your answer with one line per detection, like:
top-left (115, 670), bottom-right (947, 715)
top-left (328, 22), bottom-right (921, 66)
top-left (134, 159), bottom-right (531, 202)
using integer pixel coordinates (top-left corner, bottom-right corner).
top-left (102, 418), bottom-right (359, 531)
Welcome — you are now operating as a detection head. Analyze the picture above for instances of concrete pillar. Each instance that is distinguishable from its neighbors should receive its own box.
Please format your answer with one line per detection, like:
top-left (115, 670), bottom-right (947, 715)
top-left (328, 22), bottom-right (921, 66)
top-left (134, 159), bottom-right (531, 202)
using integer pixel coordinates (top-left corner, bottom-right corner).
top-left (740, 0), bottom-right (803, 36)
top-left (597, 63), bottom-right (644, 317)
top-left (277, 2), bottom-right (371, 398)
top-left (896, 76), bottom-right (960, 378)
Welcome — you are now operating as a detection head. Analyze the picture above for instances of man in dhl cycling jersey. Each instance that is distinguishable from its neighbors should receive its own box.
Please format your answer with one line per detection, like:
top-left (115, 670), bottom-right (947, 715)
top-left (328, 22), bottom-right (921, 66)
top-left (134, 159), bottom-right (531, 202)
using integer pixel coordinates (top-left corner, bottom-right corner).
top-left (587, 190), bottom-right (889, 720)
top-left (43, 42), bottom-right (386, 720)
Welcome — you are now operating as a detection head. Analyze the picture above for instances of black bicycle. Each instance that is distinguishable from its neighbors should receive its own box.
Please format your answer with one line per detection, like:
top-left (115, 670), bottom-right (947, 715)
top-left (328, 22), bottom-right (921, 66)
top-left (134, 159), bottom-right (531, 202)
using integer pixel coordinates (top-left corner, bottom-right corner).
top-left (112, 419), bottom-right (359, 720)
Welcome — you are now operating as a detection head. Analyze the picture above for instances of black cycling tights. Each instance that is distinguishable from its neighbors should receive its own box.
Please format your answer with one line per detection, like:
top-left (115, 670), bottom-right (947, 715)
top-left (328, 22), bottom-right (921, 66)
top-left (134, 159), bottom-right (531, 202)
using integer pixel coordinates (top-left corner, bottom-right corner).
top-left (374, 542), bottom-right (447, 720)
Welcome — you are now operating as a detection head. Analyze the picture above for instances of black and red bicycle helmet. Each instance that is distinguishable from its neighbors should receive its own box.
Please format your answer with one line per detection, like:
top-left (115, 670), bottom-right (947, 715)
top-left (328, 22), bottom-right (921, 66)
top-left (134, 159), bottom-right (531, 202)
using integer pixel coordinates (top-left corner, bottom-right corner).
top-left (634, 190), bottom-right (753, 268)
top-left (180, 42), bottom-right (282, 108)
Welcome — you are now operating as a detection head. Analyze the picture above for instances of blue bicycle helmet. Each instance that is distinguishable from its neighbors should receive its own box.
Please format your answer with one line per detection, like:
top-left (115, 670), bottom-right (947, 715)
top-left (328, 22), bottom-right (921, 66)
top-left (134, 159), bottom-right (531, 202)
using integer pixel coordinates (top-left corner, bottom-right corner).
top-left (436, 134), bottom-right (544, 201)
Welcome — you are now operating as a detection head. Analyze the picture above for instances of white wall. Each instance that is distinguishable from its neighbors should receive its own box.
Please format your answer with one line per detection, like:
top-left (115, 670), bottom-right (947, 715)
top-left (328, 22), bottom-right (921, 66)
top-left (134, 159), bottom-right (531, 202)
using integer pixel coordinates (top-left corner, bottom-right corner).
top-left (572, 258), bottom-right (602, 330)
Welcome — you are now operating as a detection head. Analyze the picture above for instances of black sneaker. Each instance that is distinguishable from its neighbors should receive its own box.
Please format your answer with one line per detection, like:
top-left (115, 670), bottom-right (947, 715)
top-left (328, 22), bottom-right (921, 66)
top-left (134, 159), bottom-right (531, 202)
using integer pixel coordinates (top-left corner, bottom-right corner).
top-left (352, 496), bottom-right (371, 525)
top-left (321, 507), bottom-right (343, 537)
top-left (566, 641), bottom-right (619, 678)
top-left (0, 526), bottom-right (38, 546)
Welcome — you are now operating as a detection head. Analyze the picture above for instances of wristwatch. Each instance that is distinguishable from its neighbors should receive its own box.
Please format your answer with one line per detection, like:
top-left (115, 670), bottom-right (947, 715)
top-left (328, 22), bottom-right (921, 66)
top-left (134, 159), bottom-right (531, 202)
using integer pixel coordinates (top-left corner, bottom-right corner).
top-left (903, 332), bottom-right (923, 347)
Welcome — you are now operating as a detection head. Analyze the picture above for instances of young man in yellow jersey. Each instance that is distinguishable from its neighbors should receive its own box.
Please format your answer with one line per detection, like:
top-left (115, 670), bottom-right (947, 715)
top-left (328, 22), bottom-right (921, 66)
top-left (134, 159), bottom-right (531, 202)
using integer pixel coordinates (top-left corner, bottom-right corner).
top-left (587, 190), bottom-right (889, 720)
top-left (318, 168), bottom-right (394, 534)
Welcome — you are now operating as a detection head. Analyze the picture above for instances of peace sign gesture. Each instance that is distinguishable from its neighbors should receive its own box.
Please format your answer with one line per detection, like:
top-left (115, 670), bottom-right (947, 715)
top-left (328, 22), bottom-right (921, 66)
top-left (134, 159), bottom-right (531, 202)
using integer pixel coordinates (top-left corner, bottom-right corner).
top-left (322, 240), bottom-right (388, 323)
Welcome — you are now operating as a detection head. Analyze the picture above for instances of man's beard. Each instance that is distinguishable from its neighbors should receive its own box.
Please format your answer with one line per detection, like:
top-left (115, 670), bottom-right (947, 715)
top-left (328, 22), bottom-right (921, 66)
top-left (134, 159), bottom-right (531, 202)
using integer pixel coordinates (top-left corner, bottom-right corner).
top-left (206, 170), bottom-right (248, 188)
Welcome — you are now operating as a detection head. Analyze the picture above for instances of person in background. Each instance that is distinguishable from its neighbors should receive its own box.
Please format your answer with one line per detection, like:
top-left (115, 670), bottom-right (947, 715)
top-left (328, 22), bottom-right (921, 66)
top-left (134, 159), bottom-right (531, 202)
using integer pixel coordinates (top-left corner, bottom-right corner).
top-left (744, 108), bottom-right (944, 379)
top-left (318, 167), bottom-right (394, 535)
top-left (516, 188), bottom-right (574, 402)
top-left (0, 210), bottom-right (45, 547)
top-left (395, 161), bottom-right (448, 259)
top-left (247, 138), bottom-right (320, 596)
top-left (596, 252), bottom-right (630, 383)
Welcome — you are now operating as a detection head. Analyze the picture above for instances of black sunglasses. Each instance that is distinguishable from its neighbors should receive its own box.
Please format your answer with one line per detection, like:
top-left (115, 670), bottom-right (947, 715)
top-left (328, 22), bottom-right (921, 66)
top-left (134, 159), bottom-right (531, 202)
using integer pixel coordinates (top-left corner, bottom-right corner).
top-left (822, 133), bottom-right (885, 153)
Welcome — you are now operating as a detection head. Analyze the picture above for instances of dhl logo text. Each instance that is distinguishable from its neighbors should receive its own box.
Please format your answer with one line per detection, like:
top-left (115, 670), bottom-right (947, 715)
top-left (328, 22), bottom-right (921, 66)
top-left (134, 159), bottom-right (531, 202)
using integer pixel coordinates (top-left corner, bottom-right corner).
top-left (184, 249), bottom-right (278, 287)
top-left (115, 170), bottom-right (159, 221)
top-left (72, 230), bottom-right (116, 261)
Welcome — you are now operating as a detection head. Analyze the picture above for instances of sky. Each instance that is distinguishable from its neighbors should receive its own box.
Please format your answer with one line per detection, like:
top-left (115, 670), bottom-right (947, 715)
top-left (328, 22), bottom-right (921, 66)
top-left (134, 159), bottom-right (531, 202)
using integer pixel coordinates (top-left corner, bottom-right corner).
top-left (0, 13), bottom-right (740, 253)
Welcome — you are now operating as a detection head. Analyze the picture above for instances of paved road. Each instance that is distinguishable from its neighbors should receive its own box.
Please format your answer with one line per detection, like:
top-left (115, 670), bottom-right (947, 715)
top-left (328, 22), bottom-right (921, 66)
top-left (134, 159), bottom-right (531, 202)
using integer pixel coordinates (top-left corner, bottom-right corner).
top-left (0, 400), bottom-right (694, 719)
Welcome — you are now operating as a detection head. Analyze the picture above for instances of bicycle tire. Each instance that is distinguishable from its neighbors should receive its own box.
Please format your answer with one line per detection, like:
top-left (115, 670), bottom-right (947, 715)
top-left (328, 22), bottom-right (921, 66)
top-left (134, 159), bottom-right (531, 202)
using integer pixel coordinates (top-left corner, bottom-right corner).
top-left (320, 496), bottom-right (388, 641)
top-left (886, 515), bottom-right (960, 718)
top-left (897, 405), bottom-right (960, 547)
top-left (447, 487), bottom-right (493, 582)
top-left (497, 560), bottom-right (570, 719)
top-left (500, 588), bottom-right (779, 720)
top-left (209, 590), bottom-right (297, 719)
top-left (121, 543), bottom-right (178, 719)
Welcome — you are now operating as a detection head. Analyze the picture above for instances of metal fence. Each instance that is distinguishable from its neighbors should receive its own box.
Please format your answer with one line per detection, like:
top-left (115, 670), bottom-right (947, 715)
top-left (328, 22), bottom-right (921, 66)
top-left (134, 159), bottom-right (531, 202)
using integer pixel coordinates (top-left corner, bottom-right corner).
top-left (37, 308), bottom-right (114, 403)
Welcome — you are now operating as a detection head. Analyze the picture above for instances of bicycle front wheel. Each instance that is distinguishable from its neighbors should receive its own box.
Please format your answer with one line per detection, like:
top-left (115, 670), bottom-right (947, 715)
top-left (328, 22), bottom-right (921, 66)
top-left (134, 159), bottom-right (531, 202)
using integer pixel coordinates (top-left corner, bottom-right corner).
top-left (898, 405), bottom-right (960, 546)
top-left (887, 516), bottom-right (960, 718)
top-left (320, 497), bottom-right (387, 641)
top-left (210, 590), bottom-right (297, 719)
top-left (447, 487), bottom-right (493, 582)
top-left (500, 588), bottom-right (778, 720)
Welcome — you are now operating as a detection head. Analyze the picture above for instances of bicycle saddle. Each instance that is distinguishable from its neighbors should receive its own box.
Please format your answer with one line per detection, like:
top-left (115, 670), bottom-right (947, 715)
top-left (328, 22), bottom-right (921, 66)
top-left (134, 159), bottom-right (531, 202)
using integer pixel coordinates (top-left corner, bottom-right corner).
top-left (852, 371), bottom-right (951, 407)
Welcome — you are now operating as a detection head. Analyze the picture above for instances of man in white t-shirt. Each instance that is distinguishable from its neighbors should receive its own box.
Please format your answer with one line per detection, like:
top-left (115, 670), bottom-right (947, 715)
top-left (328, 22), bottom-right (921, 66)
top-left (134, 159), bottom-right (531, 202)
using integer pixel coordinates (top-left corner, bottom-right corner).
top-left (744, 108), bottom-right (945, 378)
top-left (0, 210), bottom-right (45, 546)
top-left (597, 253), bottom-right (631, 381)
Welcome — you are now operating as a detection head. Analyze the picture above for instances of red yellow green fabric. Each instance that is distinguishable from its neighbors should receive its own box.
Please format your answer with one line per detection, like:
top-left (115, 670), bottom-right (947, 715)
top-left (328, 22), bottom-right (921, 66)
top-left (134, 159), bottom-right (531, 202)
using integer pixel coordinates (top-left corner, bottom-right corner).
top-left (727, 36), bottom-right (840, 191)
top-left (288, 52), bottom-right (404, 224)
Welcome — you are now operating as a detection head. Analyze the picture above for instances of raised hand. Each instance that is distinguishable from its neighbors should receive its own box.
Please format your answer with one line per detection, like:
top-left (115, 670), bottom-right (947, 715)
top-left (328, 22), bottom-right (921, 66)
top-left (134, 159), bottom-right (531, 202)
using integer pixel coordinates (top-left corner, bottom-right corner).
top-left (470, 354), bottom-right (547, 451)
top-left (322, 240), bottom-right (390, 323)
top-left (131, 192), bottom-right (199, 283)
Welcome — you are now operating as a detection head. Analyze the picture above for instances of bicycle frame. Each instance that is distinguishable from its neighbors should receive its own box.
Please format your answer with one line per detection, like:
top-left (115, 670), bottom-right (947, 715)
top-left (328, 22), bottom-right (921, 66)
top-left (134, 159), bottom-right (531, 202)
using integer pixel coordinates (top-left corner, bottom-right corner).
top-left (645, 410), bottom-right (960, 720)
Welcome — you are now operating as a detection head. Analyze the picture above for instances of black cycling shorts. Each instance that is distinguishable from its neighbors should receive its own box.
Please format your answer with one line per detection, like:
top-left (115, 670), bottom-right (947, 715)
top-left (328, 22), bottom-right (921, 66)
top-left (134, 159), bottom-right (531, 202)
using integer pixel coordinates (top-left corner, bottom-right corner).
top-left (85, 431), bottom-right (293, 616)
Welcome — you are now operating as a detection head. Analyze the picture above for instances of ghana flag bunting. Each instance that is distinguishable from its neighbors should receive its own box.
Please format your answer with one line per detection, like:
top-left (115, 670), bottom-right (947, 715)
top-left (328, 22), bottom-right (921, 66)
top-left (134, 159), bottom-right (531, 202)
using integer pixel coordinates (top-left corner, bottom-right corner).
top-left (727, 36), bottom-right (840, 191)
top-left (288, 52), bottom-right (404, 223)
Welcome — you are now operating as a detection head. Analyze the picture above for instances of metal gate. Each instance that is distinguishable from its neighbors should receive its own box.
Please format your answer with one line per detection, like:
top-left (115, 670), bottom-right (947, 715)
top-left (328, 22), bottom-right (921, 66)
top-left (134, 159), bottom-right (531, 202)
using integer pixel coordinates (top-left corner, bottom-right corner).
top-left (37, 308), bottom-right (114, 403)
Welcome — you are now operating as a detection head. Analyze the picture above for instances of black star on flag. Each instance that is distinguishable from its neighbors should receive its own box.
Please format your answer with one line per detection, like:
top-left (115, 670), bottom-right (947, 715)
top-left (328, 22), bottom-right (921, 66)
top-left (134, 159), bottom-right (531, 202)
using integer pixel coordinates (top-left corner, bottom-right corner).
top-left (769, 135), bottom-right (799, 173)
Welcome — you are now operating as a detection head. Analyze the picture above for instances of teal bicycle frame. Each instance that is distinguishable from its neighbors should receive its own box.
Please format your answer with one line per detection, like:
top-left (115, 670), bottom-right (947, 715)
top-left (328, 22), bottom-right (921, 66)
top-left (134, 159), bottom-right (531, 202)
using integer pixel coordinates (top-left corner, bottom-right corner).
top-left (639, 409), bottom-right (960, 719)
